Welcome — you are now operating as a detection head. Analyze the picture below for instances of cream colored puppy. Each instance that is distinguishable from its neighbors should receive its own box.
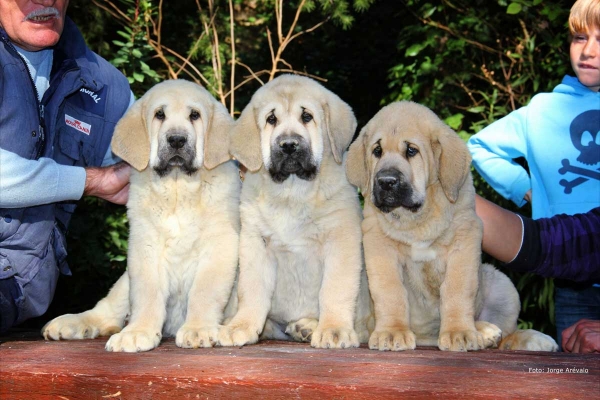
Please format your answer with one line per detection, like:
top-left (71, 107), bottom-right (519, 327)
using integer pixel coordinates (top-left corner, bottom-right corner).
top-left (218, 75), bottom-right (373, 349)
top-left (346, 101), bottom-right (557, 352)
top-left (43, 80), bottom-right (240, 352)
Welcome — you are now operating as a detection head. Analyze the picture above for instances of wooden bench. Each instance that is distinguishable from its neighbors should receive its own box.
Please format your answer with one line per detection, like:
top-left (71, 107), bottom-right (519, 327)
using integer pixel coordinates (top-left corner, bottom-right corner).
top-left (1, 334), bottom-right (598, 399)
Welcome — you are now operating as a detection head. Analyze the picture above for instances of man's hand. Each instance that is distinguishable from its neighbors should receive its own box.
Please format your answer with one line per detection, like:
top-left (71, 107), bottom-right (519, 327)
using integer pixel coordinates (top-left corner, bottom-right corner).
top-left (562, 319), bottom-right (600, 353)
top-left (524, 189), bottom-right (532, 203)
top-left (84, 162), bottom-right (131, 205)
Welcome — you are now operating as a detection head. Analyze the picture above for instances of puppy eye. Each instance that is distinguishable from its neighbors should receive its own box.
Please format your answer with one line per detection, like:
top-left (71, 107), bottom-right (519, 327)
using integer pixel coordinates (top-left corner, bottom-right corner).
top-left (266, 114), bottom-right (277, 126)
top-left (190, 110), bottom-right (200, 121)
top-left (407, 146), bottom-right (419, 158)
top-left (155, 109), bottom-right (165, 120)
top-left (301, 111), bottom-right (313, 123)
top-left (373, 145), bottom-right (383, 158)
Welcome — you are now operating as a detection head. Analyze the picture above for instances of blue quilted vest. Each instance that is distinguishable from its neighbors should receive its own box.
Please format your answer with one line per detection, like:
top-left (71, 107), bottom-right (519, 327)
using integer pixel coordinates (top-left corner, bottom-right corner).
top-left (0, 18), bottom-right (131, 329)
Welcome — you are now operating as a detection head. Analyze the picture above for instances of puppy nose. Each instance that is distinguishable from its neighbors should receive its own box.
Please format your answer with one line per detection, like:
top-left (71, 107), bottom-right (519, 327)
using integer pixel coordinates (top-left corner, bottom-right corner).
top-left (376, 169), bottom-right (402, 191)
top-left (168, 135), bottom-right (187, 149)
top-left (377, 176), bottom-right (399, 191)
top-left (279, 138), bottom-right (299, 155)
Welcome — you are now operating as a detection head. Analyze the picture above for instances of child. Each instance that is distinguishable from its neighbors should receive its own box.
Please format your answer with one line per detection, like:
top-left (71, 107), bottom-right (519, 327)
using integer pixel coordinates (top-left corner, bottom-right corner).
top-left (467, 0), bottom-right (600, 347)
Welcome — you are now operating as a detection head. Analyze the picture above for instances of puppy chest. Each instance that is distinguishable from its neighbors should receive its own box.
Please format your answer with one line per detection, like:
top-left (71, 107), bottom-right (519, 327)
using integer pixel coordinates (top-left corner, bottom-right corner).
top-left (409, 241), bottom-right (438, 262)
top-left (260, 207), bottom-right (321, 245)
top-left (268, 246), bottom-right (324, 322)
top-left (403, 257), bottom-right (444, 301)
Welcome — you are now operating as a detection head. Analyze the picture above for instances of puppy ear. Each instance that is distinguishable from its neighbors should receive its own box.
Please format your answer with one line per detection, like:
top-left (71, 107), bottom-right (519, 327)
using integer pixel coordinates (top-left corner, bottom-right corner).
top-left (230, 105), bottom-right (263, 172)
top-left (346, 130), bottom-right (368, 192)
top-left (204, 101), bottom-right (234, 170)
top-left (323, 95), bottom-right (357, 164)
top-left (110, 99), bottom-right (149, 171)
top-left (434, 127), bottom-right (471, 203)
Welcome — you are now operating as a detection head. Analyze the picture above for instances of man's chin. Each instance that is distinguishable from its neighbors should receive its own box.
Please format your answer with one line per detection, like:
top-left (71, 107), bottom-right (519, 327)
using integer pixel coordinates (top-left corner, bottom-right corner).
top-left (20, 30), bottom-right (62, 52)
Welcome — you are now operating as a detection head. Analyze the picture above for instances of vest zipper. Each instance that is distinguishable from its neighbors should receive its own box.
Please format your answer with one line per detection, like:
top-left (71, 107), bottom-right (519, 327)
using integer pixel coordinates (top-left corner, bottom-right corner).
top-left (0, 34), bottom-right (46, 159)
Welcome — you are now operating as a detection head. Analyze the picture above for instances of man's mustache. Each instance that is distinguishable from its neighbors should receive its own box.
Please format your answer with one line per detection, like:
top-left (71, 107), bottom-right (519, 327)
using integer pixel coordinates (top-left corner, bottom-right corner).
top-left (23, 7), bottom-right (60, 21)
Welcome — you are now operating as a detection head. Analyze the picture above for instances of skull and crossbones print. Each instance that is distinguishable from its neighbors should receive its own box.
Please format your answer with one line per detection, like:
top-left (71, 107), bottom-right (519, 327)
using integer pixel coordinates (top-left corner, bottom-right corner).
top-left (559, 110), bottom-right (600, 194)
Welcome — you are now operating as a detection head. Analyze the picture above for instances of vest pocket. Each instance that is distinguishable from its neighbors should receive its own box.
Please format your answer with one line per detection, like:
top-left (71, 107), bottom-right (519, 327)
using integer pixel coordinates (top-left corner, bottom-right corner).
top-left (56, 103), bottom-right (103, 167)
top-left (0, 208), bottom-right (24, 242)
top-left (0, 252), bottom-right (16, 279)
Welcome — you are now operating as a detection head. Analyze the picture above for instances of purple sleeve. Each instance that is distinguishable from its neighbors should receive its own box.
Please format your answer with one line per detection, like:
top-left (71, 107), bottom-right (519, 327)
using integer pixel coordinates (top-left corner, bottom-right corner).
top-left (505, 208), bottom-right (600, 283)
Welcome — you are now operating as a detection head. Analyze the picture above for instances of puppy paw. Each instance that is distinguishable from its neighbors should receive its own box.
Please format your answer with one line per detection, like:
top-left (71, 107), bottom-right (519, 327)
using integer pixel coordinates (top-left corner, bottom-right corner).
top-left (368, 329), bottom-right (416, 351)
top-left (176, 325), bottom-right (219, 348)
top-left (105, 328), bottom-right (161, 352)
top-left (310, 325), bottom-right (359, 349)
top-left (42, 312), bottom-right (121, 341)
top-left (439, 329), bottom-right (484, 352)
top-left (217, 322), bottom-right (260, 347)
top-left (475, 321), bottom-right (502, 349)
top-left (499, 329), bottom-right (558, 352)
top-left (285, 318), bottom-right (319, 342)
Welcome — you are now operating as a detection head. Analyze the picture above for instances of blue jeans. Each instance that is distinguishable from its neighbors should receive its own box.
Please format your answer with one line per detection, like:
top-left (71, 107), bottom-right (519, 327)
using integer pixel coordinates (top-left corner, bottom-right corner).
top-left (555, 285), bottom-right (600, 350)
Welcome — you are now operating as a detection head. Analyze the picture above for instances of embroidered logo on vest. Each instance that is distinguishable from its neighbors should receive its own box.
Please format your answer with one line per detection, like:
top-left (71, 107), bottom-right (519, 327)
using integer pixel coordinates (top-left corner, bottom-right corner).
top-left (79, 88), bottom-right (102, 104)
top-left (65, 114), bottom-right (91, 135)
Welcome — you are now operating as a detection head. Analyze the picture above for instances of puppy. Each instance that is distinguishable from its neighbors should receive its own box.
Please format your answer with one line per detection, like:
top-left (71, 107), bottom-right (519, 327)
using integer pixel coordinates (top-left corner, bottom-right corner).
top-left (346, 101), bottom-right (557, 352)
top-left (43, 80), bottom-right (240, 352)
top-left (218, 75), bottom-right (373, 349)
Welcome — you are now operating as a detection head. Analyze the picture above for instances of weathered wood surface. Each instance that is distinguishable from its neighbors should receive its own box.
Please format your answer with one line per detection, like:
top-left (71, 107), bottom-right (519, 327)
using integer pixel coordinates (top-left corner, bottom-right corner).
top-left (0, 336), bottom-right (598, 399)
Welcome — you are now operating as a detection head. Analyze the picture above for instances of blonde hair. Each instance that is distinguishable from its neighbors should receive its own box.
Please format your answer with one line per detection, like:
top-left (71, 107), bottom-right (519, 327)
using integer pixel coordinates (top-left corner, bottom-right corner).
top-left (569, 0), bottom-right (600, 34)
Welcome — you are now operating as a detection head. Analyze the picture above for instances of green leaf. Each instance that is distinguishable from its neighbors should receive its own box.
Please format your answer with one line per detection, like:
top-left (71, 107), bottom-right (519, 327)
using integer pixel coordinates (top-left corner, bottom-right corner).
top-left (132, 49), bottom-right (143, 58)
top-left (405, 43), bottom-right (425, 57)
top-left (507, 3), bottom-right (522, 14)
top-left (444, 113), bottom-right (464, 130)
top-left (467, 106), bottom-right (485, 113)
top-left (133, 72), bottom-right (145, 82)
top-left (423, 6), bottom-right (436, 19)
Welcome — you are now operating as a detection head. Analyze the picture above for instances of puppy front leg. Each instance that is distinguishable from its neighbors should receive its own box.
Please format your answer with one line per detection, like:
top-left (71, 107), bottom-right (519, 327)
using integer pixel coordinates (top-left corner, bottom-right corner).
top-left (105, 233), bottom-right (167, 352)
top-left (438, 238), bottom-right (482, 352)
top-left (311, 222), bottom-right (363, 349)
top-left (177, 230), bottom-right (239, 348)
top-left (364, 230), bottom-right (416, 351)
top-left (43, 272), bottom-right (130, 340)
top-left (217, 227), bottom-right (275, 347)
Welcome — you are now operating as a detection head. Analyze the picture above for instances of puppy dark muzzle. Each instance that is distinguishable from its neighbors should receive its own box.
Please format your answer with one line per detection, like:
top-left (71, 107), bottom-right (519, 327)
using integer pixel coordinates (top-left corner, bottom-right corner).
top-left (154, 131), bottom-right (197, 177)
top-left (373, 168), bottom-right (422, 213)
top-left (268, 133), bottom-right (317, 183)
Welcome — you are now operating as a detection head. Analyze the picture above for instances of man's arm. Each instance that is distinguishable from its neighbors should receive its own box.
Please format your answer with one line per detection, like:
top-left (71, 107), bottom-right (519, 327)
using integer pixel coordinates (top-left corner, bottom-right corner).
top-left (0, 148), bottom-right (130, 207)
top-left (0, 92), bottom-right (135, 208)
top-left (0, 148), bottom-right (86, 207)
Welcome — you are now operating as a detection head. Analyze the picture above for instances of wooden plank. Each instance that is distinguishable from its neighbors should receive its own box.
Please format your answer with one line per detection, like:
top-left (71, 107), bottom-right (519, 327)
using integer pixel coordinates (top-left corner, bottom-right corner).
top-left (1, 338), bottom-right (598, 399)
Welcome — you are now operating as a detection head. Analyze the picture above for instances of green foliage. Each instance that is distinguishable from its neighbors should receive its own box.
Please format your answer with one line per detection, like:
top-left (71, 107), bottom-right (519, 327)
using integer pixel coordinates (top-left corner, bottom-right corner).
top-left (387, 0), bottom-right (569, 137)
top-left (108, 0), bottom-right (160, 95)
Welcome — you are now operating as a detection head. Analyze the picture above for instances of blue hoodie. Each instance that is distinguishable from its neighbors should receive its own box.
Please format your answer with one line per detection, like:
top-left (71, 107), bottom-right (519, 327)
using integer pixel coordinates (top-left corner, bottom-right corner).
top-left (468, 75), bottom-right (600, 219)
